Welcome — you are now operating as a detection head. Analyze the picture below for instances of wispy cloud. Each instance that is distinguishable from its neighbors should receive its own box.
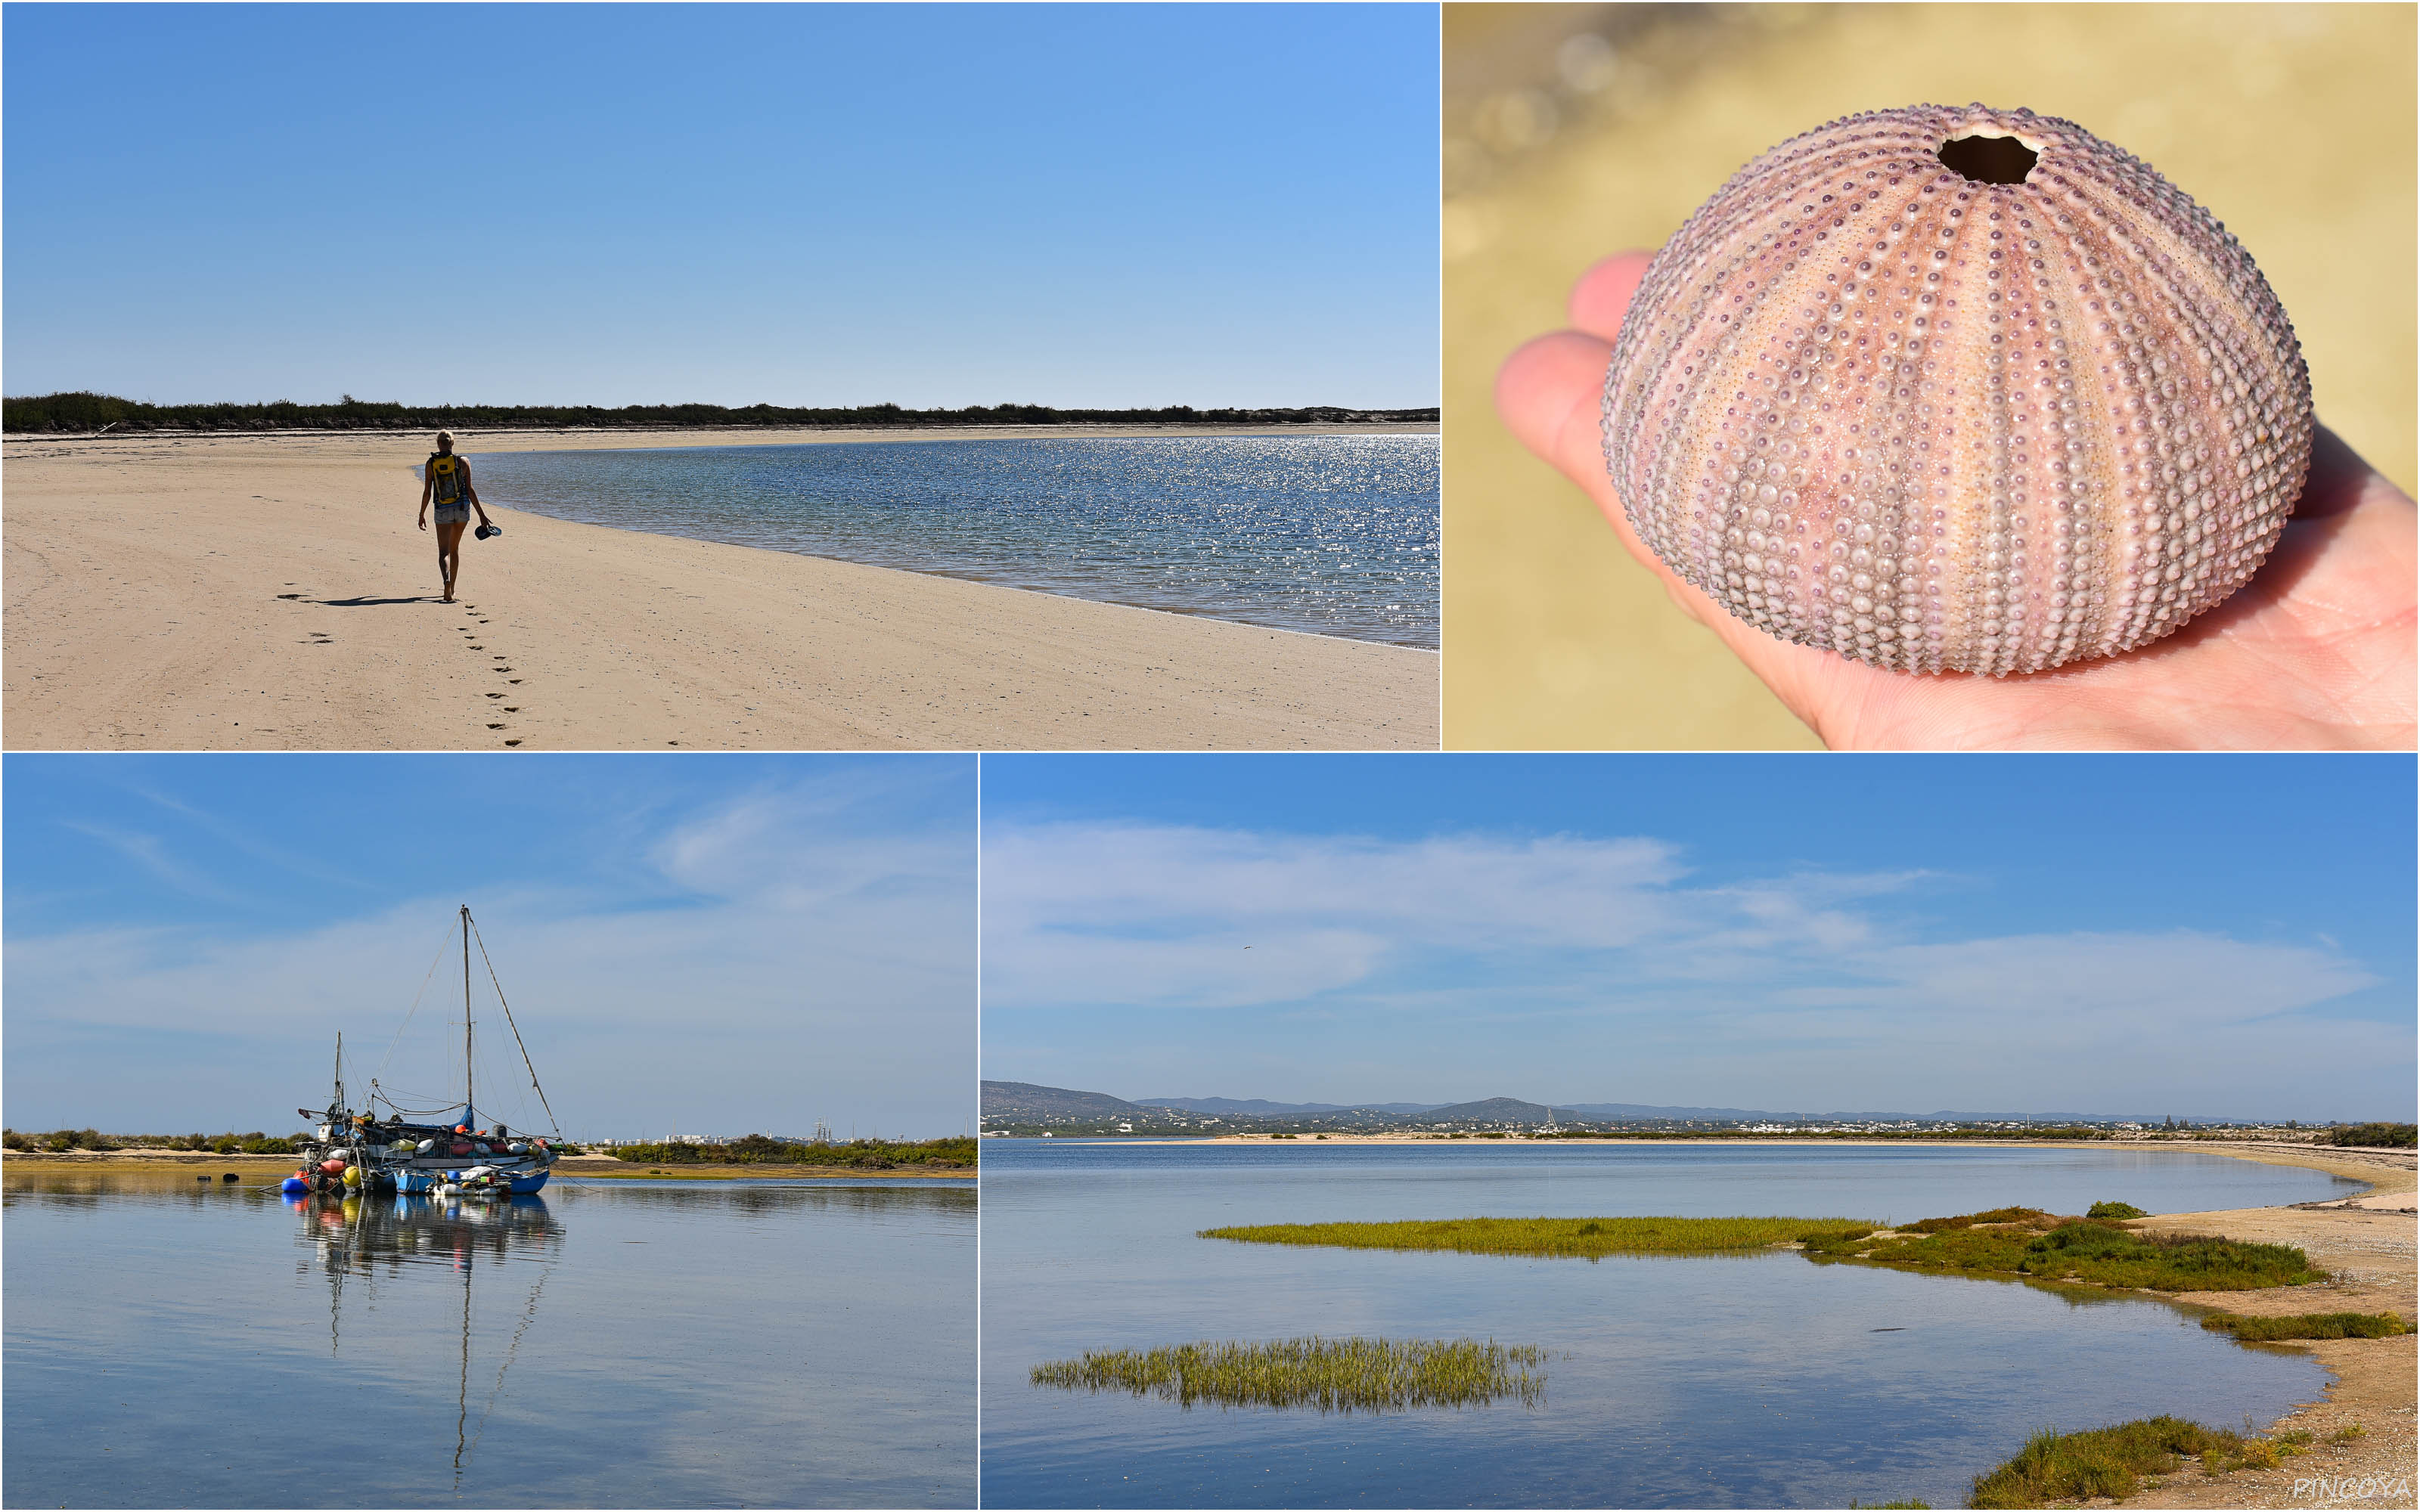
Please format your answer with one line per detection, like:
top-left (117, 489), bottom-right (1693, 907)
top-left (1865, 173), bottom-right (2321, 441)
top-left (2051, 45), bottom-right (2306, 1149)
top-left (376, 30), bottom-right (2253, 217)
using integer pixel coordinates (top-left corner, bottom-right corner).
top-left (9, 773), bottom-right (973, 1138)
top-left (56, 821), bottom-right (257, 908)
top-left (984, 822), bottom-right (1931, 1008)
top-left (124, 782), bottom-right (379, 894)
top-left (982, 821), bottom-right (2405, 1117)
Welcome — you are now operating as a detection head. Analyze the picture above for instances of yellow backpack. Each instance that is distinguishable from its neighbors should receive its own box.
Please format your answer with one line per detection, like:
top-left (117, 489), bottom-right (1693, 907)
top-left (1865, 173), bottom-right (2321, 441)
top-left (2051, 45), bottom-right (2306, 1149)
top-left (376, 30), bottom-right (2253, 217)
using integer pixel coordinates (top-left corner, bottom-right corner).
top-left (428, 453), bottom-right (465, 504)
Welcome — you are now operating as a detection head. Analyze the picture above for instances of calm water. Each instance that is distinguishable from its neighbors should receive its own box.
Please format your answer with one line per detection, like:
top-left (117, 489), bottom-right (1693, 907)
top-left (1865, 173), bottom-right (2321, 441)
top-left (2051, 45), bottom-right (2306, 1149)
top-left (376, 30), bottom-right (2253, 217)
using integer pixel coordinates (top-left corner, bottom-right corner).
top-left (4, 1173), bottom-right (974, 1508)
top-left (981, 1142), bottom-right (2358, 1509)
top-left (467, 435), bottom-right (1440, 648)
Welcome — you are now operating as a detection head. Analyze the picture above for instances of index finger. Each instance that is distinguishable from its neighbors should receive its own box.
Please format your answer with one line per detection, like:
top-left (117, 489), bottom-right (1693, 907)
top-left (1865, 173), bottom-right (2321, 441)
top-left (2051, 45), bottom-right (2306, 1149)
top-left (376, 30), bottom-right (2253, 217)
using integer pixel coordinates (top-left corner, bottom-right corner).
top-left (1566, 250), bottom-right (1654, 343)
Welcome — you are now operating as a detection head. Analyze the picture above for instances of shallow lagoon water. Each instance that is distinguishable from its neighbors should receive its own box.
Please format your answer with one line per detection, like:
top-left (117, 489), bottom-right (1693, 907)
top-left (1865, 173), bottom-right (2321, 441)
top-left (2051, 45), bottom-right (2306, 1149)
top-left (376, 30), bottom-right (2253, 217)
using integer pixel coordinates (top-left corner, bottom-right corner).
top-left (4, 1173), bottom-right (974, 1508)
top-left (469, 435), bottom-right (1441, 649)
top-left (980, 1142), bottom-right (2356, 1508)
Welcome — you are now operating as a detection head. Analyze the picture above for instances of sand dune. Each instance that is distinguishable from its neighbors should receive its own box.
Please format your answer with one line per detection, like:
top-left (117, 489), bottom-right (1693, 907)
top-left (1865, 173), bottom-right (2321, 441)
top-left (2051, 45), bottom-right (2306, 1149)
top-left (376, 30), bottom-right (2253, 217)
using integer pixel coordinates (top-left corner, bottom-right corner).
top-left (3, 428), bottom-right (1438, 751)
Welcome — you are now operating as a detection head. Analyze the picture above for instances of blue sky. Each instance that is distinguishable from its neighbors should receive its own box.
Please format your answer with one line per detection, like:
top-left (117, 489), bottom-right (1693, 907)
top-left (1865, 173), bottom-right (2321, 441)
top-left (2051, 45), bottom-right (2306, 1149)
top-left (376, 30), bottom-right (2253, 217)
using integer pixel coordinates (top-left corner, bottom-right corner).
top-left (981, 755), bottom-right (2418, 1121)
top-left (3, 4), bottom-right (1438, 410)
top-left (5, 754), bottom-right (973, 1139)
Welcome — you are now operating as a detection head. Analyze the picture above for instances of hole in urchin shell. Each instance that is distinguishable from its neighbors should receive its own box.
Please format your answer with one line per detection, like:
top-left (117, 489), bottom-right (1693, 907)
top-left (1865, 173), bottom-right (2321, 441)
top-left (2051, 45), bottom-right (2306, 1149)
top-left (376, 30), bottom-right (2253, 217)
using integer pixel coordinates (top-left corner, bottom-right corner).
top-left (1938, 133), bottom-right (2037, 184)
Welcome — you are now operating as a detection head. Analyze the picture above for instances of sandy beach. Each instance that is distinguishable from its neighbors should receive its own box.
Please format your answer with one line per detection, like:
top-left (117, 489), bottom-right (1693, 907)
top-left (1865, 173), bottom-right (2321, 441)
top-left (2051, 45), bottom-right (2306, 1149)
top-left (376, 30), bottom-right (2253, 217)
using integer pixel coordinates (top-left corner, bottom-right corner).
top-left (2, 426), bottom-right (1439, 751)
top-left (2111, 1145), bottom-right (2415, 1510)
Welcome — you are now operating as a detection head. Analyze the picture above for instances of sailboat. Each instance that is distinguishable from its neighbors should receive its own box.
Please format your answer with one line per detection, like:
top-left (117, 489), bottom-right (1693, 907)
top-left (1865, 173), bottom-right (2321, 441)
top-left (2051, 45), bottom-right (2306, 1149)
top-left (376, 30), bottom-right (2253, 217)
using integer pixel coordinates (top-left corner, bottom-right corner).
top-left (289, 905), bottom-right (563, 1198)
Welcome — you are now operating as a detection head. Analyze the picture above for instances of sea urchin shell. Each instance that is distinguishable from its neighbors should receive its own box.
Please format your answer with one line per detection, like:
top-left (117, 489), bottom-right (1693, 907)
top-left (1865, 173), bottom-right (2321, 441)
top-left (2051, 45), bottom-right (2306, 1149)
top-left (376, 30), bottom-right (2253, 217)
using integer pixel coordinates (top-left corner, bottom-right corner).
top-left (1602, 104), bottom-right (2313, 675)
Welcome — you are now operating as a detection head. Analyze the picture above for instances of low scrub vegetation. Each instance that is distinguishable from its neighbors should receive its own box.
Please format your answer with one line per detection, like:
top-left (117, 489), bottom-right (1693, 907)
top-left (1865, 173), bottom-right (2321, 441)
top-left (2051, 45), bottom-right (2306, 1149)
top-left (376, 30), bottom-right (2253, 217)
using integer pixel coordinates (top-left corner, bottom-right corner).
top-left (1969, 1417), bottom-right (2254, 1507)
top-left (1200, 1215), bottom-right (1880, 1259)
top-left (2, 1128), bottom-right (301, 1154)
top-left (2200, 1311), bottom-right (2409, 1342)
top-left (1030, 1336), bottom-right (1544, 1413)
top-left (2330, 1123), bottom-right (2417, 1148)
top-left (1801, 1210), bottom-right (2325, 1291)
top-left (2, 390), bottom-right (1436, 435)
top-left (2086, 1201), bottom-right (2148, 1219)
top-left (607, 1134), bottom-right (973, 1170)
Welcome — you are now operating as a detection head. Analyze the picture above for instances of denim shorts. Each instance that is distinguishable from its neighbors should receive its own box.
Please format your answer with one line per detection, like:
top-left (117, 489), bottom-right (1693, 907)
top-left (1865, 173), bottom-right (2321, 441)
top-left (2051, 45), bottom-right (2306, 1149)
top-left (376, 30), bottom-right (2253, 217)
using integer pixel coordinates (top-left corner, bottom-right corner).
top-left (433, 502), bottom-right (471, 525)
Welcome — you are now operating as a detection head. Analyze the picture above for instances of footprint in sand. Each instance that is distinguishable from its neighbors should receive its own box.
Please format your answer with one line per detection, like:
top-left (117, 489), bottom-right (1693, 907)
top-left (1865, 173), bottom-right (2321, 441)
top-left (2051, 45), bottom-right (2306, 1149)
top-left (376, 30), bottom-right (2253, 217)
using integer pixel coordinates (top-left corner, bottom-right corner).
top-left (486, 692), bottom-right (504, 700)
top-left (487, 723), bottom-right (505, 730)
top-left (504, 739), bottom-right (523, 747)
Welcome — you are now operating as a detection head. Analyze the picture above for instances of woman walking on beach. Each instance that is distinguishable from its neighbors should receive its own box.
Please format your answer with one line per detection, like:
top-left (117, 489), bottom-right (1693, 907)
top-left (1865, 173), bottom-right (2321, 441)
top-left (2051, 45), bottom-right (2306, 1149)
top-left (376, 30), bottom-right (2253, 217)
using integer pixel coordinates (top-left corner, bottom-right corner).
top-left (417, 432), bottom-right (495, 603)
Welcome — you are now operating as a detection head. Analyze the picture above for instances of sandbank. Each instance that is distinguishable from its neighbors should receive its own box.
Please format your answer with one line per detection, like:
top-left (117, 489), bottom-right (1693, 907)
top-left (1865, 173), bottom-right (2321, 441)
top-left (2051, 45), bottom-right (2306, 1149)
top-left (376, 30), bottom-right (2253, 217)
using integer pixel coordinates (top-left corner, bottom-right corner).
top-left (2, 427), bottom-right (1438, 751)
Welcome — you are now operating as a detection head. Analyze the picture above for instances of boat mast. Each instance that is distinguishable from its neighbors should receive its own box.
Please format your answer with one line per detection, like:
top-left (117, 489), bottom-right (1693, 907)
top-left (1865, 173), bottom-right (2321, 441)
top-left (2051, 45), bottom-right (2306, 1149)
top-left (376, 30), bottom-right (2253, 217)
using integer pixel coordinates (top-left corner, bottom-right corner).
top-left (461, 904), bottom-right (474, 1127)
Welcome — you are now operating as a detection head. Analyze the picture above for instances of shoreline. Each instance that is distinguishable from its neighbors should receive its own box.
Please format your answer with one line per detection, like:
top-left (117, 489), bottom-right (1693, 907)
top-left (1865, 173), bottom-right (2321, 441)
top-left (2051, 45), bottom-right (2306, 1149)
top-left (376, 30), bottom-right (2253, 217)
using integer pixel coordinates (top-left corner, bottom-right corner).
top-left (0, 1150), bottom-right (972, 1182)
top-left (3, 430), bottom-right (1438, 751)
top-left (2111, 1149), bottom-right (2415, 1508)
top-left (1025, 1132), bottom-right (2415, 1507)
top-left (3, 419), bottom-right (1438, 454)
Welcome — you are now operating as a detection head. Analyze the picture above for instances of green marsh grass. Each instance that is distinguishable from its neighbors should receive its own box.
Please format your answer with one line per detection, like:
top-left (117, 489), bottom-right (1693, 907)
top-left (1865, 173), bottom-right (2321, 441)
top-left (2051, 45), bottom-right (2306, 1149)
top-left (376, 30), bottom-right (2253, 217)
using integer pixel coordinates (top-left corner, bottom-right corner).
top-left (1207, 1210), bottom-right (2325, 1290)
top-left (2086, 1201), bottom-right (2149, 1219)
top-left (1029, 1336), bottom-right (1546, 1413)
top-left (1968, 1417), bottom-right (2253, 1507)
top-left (1198, 1216), bottom-right (1879, 1259)
top-left (2200, 1311), bottom-right (2409, 1342)
top-left (1802, 1211), bottom-right (2327, 1291)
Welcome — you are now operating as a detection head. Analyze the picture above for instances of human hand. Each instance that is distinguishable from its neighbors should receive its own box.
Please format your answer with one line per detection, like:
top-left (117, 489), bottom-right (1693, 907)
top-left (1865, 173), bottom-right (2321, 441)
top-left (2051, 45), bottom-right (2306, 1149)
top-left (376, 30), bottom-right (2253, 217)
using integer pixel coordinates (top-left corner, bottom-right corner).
top-left (1497, 251), bottom-right (2417, 751)
top-left (417, 514), bottom-right (429, 532)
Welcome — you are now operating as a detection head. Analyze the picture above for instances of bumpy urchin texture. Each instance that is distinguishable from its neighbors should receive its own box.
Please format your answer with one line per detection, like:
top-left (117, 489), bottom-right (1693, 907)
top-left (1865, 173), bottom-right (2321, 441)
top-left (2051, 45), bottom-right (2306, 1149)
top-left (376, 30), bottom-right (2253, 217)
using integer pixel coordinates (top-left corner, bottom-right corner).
top-left (1602, 104), bottom-right (2313, 676)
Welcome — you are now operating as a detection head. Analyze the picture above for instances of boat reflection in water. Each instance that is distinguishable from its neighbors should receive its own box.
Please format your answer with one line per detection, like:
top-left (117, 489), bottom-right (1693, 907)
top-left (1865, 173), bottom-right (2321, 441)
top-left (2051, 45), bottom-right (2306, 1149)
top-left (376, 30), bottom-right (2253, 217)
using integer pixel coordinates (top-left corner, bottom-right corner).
top-left (291, 1189), bottom-right (562, 1487)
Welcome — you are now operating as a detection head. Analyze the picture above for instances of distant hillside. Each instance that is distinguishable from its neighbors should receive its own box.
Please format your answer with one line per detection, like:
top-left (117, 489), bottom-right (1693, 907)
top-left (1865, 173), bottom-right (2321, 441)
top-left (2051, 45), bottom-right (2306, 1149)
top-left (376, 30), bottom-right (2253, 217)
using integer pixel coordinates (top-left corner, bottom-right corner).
top-left (1133, 1096), bottom-right (1439, 1117)
top-left (980, 1081), bottom-right (1148, 1120)
top-left (3, 391), bottom-right (1441, 436)
top-left (1565, 1101), bottom-right (1784, 1122)
top-left (1420, 1097), bottom-right (1562, 1123)
top-left (980, 1080), bottom-right (2258, 1132)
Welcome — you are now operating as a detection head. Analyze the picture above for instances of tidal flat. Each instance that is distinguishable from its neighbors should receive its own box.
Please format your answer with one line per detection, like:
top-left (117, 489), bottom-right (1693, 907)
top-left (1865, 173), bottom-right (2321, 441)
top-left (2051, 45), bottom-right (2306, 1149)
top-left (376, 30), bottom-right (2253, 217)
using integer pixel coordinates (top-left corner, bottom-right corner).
top-left (3, 1172), bottom-right (974, 1507)
top-left (981, 1139), bottom-right (2360, 1509)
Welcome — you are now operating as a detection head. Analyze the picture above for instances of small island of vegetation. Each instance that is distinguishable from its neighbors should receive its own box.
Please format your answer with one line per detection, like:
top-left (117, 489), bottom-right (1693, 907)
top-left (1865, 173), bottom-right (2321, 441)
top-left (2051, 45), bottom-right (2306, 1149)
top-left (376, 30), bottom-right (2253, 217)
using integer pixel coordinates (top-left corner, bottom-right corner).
top-left (1031, 1336), bottom-right (1545, 1413)
top-left (1200, 1214), bottom-right (1878, 1259)
top-left (1202, 1207), bottom-right (2329, 1293)
top-left (1797, 1208), bottom-right (2326, 1291)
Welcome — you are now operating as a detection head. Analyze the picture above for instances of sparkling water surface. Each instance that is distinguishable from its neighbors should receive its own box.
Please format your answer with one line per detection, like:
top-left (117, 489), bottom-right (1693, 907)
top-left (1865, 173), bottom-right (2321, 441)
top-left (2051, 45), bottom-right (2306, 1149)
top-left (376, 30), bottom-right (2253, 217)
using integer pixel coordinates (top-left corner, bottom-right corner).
top-left (4, 1174), bottom-right (974, 1508)
top-left (467, 435), bottom-right (1440, 649)
top-left (980, 1141), bottom-right (2357, 1509)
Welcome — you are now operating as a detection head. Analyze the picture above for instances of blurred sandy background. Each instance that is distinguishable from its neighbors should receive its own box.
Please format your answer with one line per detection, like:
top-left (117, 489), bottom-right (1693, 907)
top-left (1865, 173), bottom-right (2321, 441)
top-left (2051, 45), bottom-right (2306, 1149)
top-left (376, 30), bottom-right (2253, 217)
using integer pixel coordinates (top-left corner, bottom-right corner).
top-left (1444, 3), bottom-right (2416, 750)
